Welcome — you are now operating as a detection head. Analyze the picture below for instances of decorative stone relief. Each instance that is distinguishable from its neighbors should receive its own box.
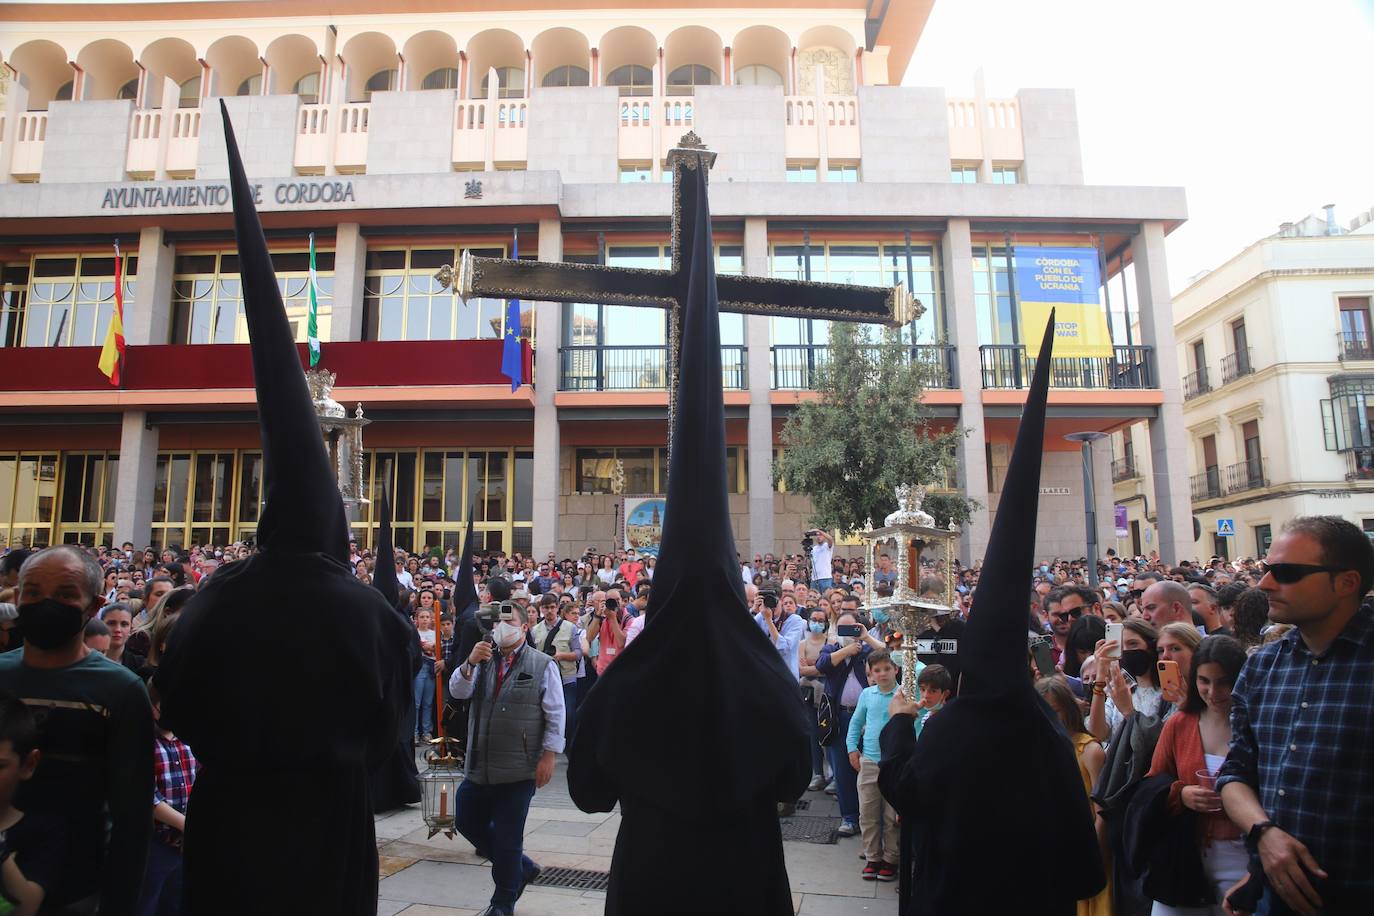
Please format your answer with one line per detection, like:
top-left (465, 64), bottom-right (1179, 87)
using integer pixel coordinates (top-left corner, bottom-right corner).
top-left (797, 47), bottom-right (853, 95)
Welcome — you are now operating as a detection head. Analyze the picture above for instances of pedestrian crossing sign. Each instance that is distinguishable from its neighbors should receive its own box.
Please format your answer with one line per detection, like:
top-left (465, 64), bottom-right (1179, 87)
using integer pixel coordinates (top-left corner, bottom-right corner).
top-left (1217, 518), bottom-right (1236, 537)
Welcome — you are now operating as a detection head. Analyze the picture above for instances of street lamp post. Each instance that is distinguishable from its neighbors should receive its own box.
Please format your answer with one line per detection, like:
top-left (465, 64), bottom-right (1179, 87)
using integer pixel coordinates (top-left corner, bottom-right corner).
top-left (1064, 431), bottom-right (1108, 588)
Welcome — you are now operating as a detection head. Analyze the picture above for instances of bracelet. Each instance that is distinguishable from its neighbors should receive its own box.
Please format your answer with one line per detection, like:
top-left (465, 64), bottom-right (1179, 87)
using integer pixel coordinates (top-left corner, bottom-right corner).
top-left (1091, 684), bottom-right (1106, 696)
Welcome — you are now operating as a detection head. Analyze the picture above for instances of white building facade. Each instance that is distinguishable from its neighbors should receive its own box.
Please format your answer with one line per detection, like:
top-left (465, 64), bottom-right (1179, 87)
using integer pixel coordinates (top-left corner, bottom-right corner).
top-left (1113, 208), bottom-right (1374, 560)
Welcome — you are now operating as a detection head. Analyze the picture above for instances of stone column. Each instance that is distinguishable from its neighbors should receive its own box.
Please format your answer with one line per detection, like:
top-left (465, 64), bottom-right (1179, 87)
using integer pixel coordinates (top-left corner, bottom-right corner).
top-left (1092, 437), bottom-right (1116, 563)
top-left (0, 74), bottom-right (29, 183)
top-left (1134, 221), bottom-right (1192, 563)
top-left (531, 217), bottom-right (563, 557)
top-left (943, 218), bottom-right (991, 563)
top-left (113, 411), bottom-right (158, 548)
top-left (329, 223), bottom-right (366, 342)
top-left (744, 217), bottom-right (775, 559)
top-left (128, 227), bottom-right (174, 345)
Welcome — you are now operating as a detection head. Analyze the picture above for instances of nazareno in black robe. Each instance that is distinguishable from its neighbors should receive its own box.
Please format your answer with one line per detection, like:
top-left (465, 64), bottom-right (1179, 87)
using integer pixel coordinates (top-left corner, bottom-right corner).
top-left (156, 101), bottom-right (413, 915)
top-left (567, 145), bottom-right (811, 915)
top-left (877, 316), bottom-right (1105, 916)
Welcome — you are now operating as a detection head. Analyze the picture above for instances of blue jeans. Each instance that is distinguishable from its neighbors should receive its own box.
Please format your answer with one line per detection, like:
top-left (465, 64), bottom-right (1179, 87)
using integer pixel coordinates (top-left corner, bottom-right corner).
top-left (413, 662), bottom-right (435, 738)
top-left (136, 840), bottom-right (183, 916)
top-left (825, 704), bottom-right (859, 822)
top-left (561, 680), bottom-right (577, 742)
top-left (455, 778), bottom-right (539, 908)
top-left (812, 577), bottom-right (834, 591)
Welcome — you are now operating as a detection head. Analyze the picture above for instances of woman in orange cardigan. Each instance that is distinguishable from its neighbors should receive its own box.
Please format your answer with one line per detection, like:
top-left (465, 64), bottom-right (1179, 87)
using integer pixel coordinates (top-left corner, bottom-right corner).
top-left (1144, 635), bottom-right (1248, 916)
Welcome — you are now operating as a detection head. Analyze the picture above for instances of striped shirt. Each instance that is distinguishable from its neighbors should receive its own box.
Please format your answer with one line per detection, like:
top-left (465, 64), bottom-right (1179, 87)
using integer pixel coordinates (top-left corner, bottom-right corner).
top-left (1216, 606), bottom-right (1374, 900)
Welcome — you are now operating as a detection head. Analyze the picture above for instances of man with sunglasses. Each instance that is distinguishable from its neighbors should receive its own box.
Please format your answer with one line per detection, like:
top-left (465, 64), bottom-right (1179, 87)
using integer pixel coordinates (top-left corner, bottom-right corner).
top-left (1217, 516), bottom-right (1374, 916)
top-left (1045, 585), bottom-right (1101, 666)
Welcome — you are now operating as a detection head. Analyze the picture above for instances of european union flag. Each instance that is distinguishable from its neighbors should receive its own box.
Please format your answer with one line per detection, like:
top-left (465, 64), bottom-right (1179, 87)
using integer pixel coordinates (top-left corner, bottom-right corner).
top-left (501, 229), bottom-right (523, 391)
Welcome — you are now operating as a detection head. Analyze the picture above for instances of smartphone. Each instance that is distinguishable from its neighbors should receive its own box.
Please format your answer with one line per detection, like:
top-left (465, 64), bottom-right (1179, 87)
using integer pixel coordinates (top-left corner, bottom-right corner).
top-left (1157, 659), bottom-right (1181, 695)
top-left (836, 623), bottom-right (862, 638)
top-left (1104, 622), bottom-right (1123, 658)
top-left (1031, 639), bottom-right (1056, 678)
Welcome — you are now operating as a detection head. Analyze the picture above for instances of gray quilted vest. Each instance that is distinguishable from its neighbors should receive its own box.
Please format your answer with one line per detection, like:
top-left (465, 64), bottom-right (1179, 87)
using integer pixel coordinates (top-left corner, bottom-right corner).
top-left (464, 645), bottom-right (555, 785)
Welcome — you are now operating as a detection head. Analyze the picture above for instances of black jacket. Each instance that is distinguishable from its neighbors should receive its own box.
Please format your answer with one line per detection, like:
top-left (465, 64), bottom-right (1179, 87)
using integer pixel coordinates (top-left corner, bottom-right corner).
top-left (1122, 773), bottom-right (1213, 908)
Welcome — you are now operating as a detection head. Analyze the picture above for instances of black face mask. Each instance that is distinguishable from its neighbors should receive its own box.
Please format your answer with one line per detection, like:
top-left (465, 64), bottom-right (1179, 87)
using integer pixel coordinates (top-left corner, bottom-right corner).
top-left (1120, 648), bottom-right (1156, 679)
top-left (17, 598), bottom-right (87, 651)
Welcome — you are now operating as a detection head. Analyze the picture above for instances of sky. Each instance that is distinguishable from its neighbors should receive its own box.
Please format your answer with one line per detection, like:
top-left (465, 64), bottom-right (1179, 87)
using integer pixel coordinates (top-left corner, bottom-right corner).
top-left (904, 0), bottom-right (1374, 293)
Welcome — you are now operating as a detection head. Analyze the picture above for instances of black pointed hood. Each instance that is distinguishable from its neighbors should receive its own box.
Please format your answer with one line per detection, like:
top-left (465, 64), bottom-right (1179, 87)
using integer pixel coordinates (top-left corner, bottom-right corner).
top-left (568, 153), bottom-right (810, 817)
top-left (372, 484), bottom-right (399, 607)
top-left (221, 101), bottom-right (349, 564)
top-left (452, 503), bottom-right (478, 615)
top-left (959, 312), bottom-right (1056, 698)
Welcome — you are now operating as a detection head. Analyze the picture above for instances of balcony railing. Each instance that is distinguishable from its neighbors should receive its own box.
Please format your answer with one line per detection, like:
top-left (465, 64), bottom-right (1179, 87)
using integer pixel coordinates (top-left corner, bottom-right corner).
top-left (1221, 348), bottom-right (1254, 384)
top-left (1338, 331), bottom-right (1374, 361)
top-left (558, 345), bottom-right (746, 391)
top-left (770, 343), bottom-right (957, 391)
top-left (978, 345), bottom-right (1155, 390)
top-left (1191, 467), bottom-right (1222, 501)
top-left (1183, 368), bottom-right (1211, 400)
top-left (1225, 458), bottom-right (1268, 494)
top-left (1111, 456), bottom-right (1138, 482)
top-left (1345, 448), bottom-right (1374, 482)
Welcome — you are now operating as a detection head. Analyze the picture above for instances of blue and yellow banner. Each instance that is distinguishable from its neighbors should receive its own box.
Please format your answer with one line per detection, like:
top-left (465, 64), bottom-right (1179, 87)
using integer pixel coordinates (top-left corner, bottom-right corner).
top-left (1014, 246), bottom-right (1113, 358)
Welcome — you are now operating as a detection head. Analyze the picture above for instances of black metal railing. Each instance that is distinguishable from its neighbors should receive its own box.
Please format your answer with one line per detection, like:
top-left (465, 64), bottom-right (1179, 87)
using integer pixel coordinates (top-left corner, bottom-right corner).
top-left (769, 343), bottom-right (958, 390)
top-left (1338, 331), bottom-right (1374, 361)
top-left (1191, 467), bottom-right (1222, 501)
top-left (1221, 348), bottom-right (1254, 384)
top-left (1111, 456), bottom-right (1138, 482)
top-left (1183, 368), bottom-right (1211, 400)
top-left (1345, 448), bottom-right (1374, 482)
top-left (558, 345), bottom-right (747, 390)
top-left (978, 345), bottom-right (1156, 390)
top-left (1225, 458), bottom-right (1267, 493)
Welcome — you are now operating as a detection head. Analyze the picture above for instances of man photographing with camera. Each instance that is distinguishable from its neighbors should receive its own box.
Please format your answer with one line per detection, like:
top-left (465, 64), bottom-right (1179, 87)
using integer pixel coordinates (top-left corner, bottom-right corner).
top-left (448, 595), bottom-right (566, 916)
top-left (804, 528), bottom-right (834, 591)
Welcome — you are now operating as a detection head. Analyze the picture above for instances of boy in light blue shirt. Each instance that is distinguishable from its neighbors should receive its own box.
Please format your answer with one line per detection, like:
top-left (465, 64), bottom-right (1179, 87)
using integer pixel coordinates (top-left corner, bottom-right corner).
top-left (846, 649), bottom-right (919, 881)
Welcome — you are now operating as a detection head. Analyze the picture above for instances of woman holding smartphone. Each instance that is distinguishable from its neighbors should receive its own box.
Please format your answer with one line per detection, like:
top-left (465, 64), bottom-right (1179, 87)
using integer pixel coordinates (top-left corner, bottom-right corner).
top-left (1144, 636), bottom-right (1248, 915)
top-left (1087, 617), bottom-right (1161, 742)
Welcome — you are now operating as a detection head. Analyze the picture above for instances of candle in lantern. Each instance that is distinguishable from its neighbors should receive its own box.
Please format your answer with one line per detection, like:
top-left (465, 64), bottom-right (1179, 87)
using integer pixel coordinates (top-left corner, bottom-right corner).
top-left (440, 783), bottom-right (449, 819)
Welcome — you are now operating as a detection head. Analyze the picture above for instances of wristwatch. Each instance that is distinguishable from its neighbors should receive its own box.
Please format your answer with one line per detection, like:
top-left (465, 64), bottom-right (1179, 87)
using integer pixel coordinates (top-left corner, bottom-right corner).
top-left (1244, 820), bottom-right (1278, 854)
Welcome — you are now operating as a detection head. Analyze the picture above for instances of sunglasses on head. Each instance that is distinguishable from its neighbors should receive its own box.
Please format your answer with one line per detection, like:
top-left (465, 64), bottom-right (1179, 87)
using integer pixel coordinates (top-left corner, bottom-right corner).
top-left (1259, 561), bottom-right (1349, 585)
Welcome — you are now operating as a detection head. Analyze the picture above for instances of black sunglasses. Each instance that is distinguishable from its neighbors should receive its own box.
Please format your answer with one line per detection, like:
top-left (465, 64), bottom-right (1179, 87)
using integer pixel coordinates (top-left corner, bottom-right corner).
top-left (1259, 562), bottom-right (1349, 585)
top-left (1049, 609), bottom-right (1083, 623)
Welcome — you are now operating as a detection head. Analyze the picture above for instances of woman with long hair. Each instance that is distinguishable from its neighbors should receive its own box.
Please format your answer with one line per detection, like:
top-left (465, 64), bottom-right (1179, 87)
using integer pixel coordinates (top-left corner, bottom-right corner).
top-left (413, 605), bottom-right (437, 742)
top-left (1230, 588), bottom-right (1269, 651)
top-left (1087, 617), bottom-right (1161, 742)
top-left (1144, 636), bottom-right (1248, 915)
top-left (127, 587), bottom-right (195, 659)
top-left (1158, 621), bottom-right (1202, 695)
top-left (1036, 677), bottom-right (1111, 916)
top-left (596, 555), bottom-right (616, 587)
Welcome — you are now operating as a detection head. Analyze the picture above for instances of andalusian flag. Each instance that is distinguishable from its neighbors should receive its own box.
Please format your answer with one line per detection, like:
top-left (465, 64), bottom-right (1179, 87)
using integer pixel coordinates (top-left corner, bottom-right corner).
top-left (97, 242), bottom-right (126, 385)
top-left (307, 232), bottom-right (321, 367)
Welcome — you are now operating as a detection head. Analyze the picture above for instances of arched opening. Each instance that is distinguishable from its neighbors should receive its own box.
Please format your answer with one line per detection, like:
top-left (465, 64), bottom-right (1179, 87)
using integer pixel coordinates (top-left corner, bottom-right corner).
top-left (7, 40), bottom-right (72, 110)
top-left (402, 30), bottom-right (458, 91)
top-left (264, 34), bottom-right (320, 100)
top-left (341, 32), bottom-right (397, 103)
top-left (797, 25), bottom-right (857, 95)
top-left (205, 35), bottom-right (259, 100)
top-left (139, 37), bottom-right (200, 109)
top-left (237, 74), bottom-right (261, 96)
top-left (599, 26), bottom-right (656, 97)
top-left (75, 39), bottom-right (139, 101)
top-left (531, 27), bottom-right (590, 88)
top-left (542, 66), bottom-right (588, 88)
top-left (731, 25), bottom-right (788, 90)
top-left (466, 29), bottom-right (525, 99)
top-left (664, 26), bottom-right (722, 96)
top-left (55, 80), bottom-right (74, 101)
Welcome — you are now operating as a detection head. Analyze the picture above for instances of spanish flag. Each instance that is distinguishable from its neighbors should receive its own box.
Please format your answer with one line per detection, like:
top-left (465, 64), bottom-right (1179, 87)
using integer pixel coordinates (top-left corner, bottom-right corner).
top-left (97, 241), bottom-right (126, 385)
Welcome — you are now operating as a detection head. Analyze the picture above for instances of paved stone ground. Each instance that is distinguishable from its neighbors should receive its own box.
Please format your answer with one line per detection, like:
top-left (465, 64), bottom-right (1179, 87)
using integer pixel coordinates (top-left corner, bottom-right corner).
top-left (374, 758), bottom-right (900, 915)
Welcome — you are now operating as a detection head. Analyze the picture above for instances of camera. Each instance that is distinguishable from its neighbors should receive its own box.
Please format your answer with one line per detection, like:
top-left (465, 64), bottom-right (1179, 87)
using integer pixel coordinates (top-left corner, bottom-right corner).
top-left (760, 590), bottom-right (779, 611)
top-left (475, 600), bottom-right (517, 631)
top-left (801, 528), bottom-right (816, 550)
top-left (604, 597), bottom-right (619, 611)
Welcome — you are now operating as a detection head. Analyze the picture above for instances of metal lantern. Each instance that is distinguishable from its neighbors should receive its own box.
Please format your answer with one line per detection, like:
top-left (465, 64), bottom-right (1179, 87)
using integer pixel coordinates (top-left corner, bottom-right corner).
top-left (862, 485), bottom-right (961, 697)
top-left (418, 738), bottom-right (462, 839)
top-left (305, 368), bottom-right (370, 510)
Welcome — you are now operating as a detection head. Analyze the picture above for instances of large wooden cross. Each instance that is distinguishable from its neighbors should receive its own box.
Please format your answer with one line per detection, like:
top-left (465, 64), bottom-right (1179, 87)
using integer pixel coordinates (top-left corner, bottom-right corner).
top-left (451, 131), bottom-right (922, 432)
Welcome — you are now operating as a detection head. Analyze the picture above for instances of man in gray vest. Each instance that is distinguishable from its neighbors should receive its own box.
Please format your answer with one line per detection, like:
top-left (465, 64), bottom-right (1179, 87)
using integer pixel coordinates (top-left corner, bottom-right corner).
top-left (449, 608), bottom-right (565, 916)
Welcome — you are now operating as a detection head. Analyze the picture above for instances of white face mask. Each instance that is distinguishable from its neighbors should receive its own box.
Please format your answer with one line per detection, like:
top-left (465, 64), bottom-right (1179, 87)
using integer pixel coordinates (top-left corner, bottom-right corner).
top-left (494, 621), bottom-right (525, 648)
top-left (838, 635), bottom-right (855, 648)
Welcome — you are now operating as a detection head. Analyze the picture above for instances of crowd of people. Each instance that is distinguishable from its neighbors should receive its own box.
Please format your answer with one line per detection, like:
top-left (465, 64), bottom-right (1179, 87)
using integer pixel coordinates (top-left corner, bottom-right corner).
top-left (0, 512), bottom-right (1368, 914)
